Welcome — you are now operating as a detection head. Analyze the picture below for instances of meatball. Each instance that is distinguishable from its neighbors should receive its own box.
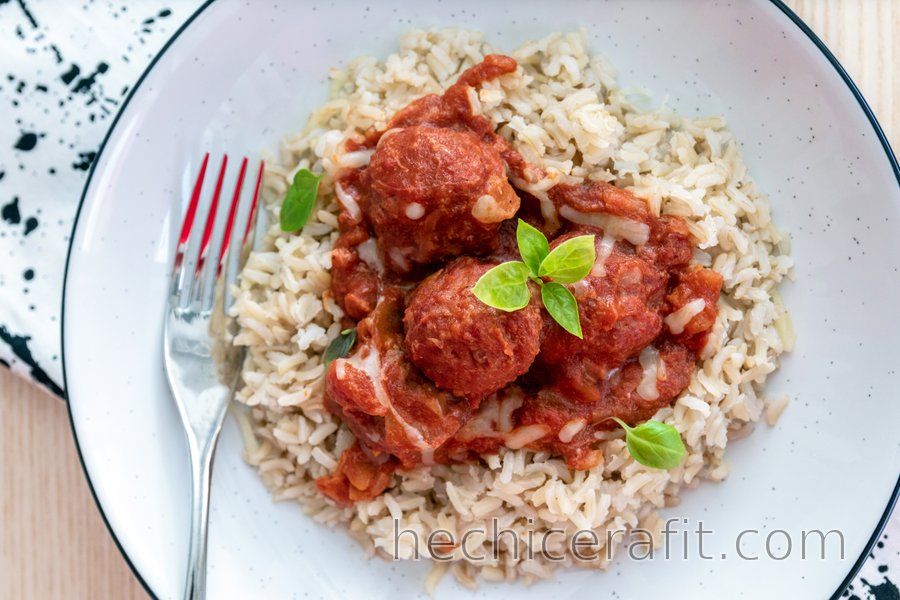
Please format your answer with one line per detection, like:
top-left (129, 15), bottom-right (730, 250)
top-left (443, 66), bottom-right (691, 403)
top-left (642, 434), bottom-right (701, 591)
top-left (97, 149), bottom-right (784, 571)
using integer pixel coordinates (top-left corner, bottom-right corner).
top-left (404, 257), bottom-right (544, 399)
top-left (364, 126), bottom-right (519, 274)
top-left (539, 232), bottom-right (668, 375)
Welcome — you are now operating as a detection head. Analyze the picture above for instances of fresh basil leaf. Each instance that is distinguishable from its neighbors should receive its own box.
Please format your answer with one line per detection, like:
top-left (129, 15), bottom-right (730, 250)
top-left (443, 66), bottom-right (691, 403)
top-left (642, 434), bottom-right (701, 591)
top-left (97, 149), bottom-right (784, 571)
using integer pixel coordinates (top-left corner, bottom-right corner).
top-left (472, 261), bottom-right (532, 311)
top-left (280, 169), bottom-right (324, 232)
top-left (538, 234), bottom-right (596, 284)
top-left (323, 328), bottom-right (357, 367)
top-left (516, 219), bottom-right (549, 277)
top-left (541, 281), bottom-right (582, 338)
top-left (613, 417), bottom-right (685, 469)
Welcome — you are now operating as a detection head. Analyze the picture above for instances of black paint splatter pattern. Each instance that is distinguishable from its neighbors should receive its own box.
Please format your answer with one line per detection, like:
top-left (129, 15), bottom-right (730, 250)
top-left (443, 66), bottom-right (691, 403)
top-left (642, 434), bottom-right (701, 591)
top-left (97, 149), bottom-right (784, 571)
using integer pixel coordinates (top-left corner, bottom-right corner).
top-left (0, 0), bottom-right (895, 595)
top-left (0, 0), bottom-right (179, 393)
top-left (842, 524), bottom-right (900, 600)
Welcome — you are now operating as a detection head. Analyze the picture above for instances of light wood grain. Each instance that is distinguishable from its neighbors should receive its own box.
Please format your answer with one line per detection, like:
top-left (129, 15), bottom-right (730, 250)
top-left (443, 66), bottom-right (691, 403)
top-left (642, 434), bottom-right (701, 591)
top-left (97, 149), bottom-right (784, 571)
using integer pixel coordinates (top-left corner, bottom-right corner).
top-left (0, 371), bottom-right (146, 600)
top-left (0, 2), bottom-right (896, 599)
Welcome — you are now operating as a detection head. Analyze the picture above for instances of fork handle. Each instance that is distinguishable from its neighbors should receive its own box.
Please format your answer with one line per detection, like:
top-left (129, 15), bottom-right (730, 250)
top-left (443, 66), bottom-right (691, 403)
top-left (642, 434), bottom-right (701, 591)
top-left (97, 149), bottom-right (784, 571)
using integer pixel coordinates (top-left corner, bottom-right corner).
top-left (183, 435), bottom-right (218, 600)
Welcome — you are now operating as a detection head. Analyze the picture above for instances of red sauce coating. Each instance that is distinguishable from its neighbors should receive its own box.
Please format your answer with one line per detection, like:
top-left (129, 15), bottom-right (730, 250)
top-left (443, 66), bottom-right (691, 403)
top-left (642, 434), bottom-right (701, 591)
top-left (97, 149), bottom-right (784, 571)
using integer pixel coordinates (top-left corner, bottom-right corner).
top-left (315, 442), bottom-right (396, 505)
top-left (550, 179), bottom-right (654, 227)
top-left (665, 266), bottom-right (724, 352)
top-left (330, 224), bottom-right (380, 321)
top-left (316, 56), bottom-right (723, 505)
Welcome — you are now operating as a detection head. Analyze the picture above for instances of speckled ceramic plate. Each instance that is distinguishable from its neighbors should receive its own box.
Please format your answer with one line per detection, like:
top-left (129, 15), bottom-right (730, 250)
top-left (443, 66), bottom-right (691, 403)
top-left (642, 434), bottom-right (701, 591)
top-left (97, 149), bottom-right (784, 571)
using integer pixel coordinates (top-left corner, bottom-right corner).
top-left (62, 1), bottom-right (900, 598)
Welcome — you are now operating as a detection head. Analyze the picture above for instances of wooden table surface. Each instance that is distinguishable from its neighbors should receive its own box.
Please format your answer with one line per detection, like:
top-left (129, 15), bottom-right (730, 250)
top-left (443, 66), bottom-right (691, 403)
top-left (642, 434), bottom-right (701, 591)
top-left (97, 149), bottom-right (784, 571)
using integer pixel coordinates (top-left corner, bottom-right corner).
top-left (1, 2), bottom-right (897, 599)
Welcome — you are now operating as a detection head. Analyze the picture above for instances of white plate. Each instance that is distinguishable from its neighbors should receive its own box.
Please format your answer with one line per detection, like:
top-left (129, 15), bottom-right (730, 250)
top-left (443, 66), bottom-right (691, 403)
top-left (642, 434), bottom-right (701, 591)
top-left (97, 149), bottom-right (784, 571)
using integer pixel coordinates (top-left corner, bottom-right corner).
top-left (63, 1), bottom-right (900, 598)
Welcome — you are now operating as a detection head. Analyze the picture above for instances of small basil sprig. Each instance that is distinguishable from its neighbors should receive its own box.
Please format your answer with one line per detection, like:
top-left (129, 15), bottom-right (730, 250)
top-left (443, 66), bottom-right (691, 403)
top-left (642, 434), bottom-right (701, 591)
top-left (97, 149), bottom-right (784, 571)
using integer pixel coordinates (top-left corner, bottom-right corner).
top-left (471, 262), bottom-right (532, 311)
top-left (541, 282), bottom-right (582, 337)
top-left (611, 417), bottom-right (686, 469)
top-left (280, 169), bottom-right (324, 232)
top-left (472, 219), bottom-right (594, 338)
top-left (323, 328), bottom-right (357, 367)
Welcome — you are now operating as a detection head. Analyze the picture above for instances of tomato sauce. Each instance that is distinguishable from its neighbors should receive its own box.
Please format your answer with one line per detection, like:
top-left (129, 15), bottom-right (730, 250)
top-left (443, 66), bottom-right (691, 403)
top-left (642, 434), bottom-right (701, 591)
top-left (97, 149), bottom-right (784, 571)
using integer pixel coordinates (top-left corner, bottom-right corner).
top-left (316, 56), bottom-right (723, 505)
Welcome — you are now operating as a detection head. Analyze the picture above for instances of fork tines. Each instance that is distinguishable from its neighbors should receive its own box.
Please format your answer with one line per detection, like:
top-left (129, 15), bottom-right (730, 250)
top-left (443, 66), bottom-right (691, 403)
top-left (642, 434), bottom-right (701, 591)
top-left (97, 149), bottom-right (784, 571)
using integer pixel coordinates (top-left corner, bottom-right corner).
top-left (170, 153), bottom-right (264, 313)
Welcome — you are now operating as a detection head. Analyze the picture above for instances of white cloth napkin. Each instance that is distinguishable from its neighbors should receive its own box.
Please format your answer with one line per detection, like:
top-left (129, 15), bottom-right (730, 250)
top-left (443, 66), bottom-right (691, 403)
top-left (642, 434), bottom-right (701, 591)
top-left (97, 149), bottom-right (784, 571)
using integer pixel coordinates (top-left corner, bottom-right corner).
top-left (0, 0), bottom-right (191, 395)
top-left (0, 0), bottom-right (894, 594)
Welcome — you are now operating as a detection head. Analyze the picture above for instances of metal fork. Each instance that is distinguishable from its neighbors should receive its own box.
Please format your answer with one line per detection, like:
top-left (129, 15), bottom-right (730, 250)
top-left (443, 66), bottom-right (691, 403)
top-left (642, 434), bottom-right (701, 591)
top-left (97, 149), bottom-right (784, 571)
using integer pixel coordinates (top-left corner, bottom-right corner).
top-left (163, 153), bottom-right (263, 600)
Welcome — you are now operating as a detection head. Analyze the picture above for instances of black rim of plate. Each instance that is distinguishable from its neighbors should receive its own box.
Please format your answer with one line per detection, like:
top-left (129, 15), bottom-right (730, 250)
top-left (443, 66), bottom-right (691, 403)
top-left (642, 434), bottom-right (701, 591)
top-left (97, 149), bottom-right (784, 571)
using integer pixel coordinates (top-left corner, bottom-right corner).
top-left (60, 1), bottom-right (900, 598)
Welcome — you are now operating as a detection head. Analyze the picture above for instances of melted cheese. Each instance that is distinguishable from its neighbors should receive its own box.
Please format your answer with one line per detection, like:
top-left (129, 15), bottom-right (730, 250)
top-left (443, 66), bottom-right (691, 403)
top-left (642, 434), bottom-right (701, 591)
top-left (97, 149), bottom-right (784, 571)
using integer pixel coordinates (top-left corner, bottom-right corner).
top-left (558, 418), bottom-right (587, 443)
top-left (405, 202), bottom-right (425, 220)
top-left (466, 86), bottom-right (482, 114)
top-left (505, 424), bottom-right (550, 449)
top-left (346, 347), bottom-right (389, 407)
top-left (637, 346), bottom-right (662, 401)
top-left (510, 174), bottom-right (559, 229)
top-left (454, 398), bottom-right (501, 442)
top-left (570, 279), bottom-right (590, 298)
top-left (337, 149), bottom-right (375, 169)
top-left (471, 195), bottom-right (507, 223)
top-left (389, 247), bottom-right (411, 272)
top-left (376, 127), bottom-right (403, 148)
top-left (664, 298), bottom-right (706, 335)
top-left (335, 181), bottom-right (361, 222)
top-left (356, 238), bottom-right (384, 275)
top-left (453, 392), bottom-right (523, 442)
top-left (346, 345), bottom-right (434, 461)
top-left (590, 232), bottom-right (617, 277)
top-left (498, 392), bottom-right (523, 433)
top-left (558, 205), bottom-right (650, 246)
